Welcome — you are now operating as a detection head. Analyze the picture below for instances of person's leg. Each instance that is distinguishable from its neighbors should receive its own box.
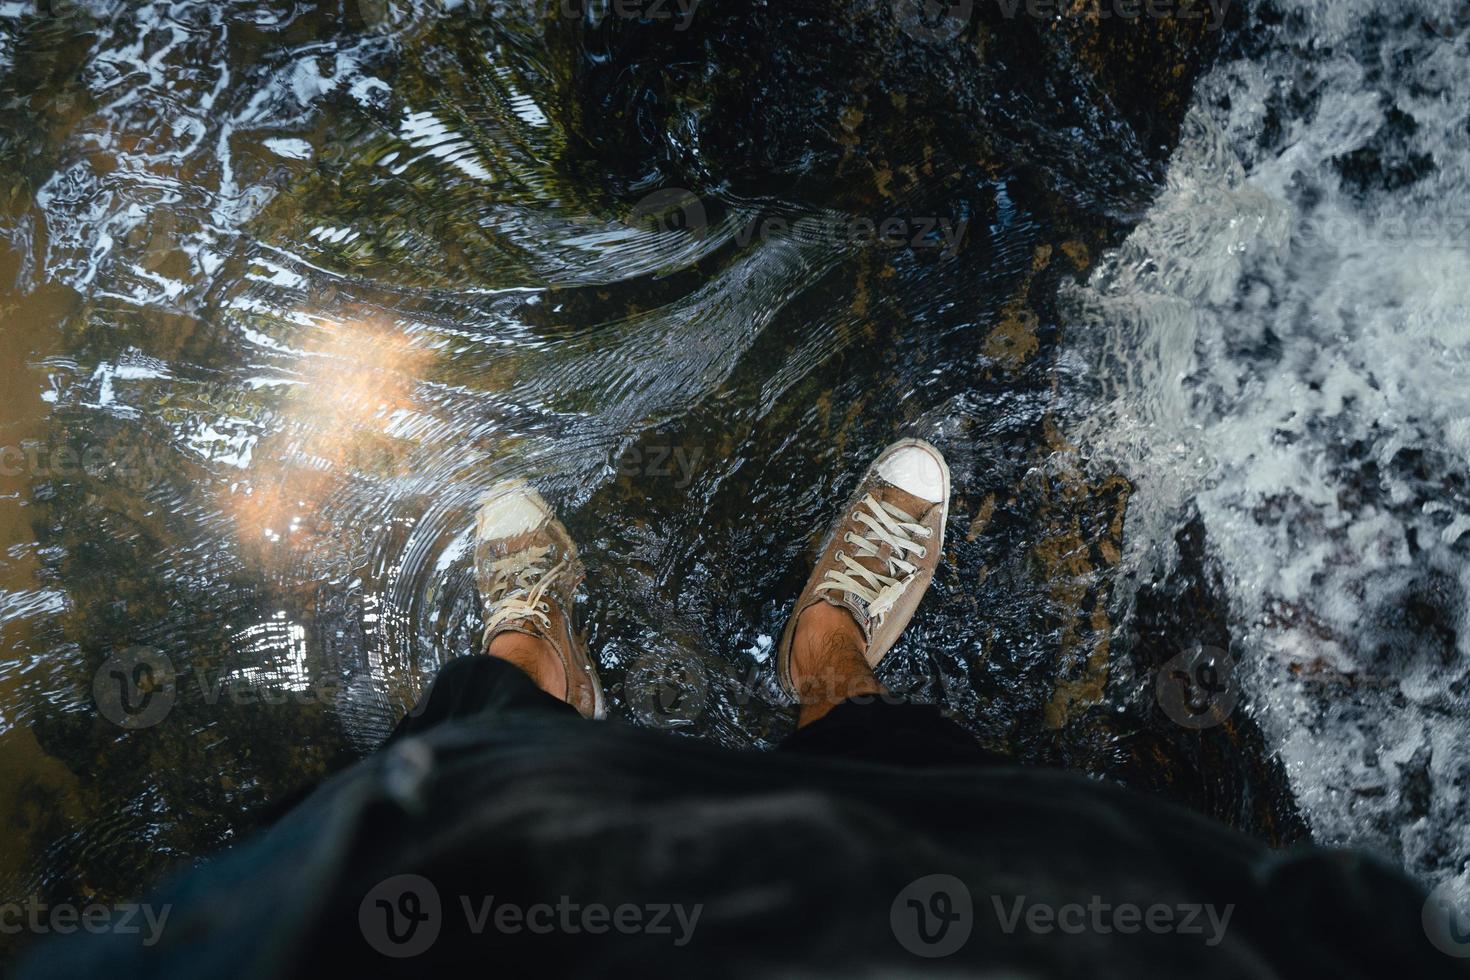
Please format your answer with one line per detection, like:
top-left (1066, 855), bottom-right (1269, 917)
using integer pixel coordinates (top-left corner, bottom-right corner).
top-left (778, 571), bottom-right (1004, 766)
top-left (389, 478), bottom-right (606, 744)
top-left (486, 630), bottom-right (568, 696)
top-left (785, 599), bottom-right (883, 728)
top-left (387, 650), bottom-right (578, 743)
top-left (472, 477), bottom-right (606, 719)
top-left (774, 439), bottom-right (1005, 767)
top-left (776, 438), bottom-right (950, 711)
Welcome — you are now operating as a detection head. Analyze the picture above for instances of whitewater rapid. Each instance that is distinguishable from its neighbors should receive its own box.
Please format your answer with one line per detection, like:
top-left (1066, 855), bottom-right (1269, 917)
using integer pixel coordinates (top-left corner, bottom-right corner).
top-left (1068, 0), bottom-right (1470, 890)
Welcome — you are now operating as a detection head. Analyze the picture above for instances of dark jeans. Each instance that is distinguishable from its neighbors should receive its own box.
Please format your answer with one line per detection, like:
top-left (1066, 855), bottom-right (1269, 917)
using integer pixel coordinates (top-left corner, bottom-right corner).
top-left (387, 654), bottom-right (1008, 769)
top-left (19, 656), bottom-right (1469, 980)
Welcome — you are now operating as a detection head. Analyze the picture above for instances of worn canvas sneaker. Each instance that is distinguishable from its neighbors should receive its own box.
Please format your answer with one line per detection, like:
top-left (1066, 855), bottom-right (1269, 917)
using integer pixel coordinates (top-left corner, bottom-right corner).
top-left (776, 438), bottom-right (950, 700)
top-left (473, 479), bottom-right (606, 719)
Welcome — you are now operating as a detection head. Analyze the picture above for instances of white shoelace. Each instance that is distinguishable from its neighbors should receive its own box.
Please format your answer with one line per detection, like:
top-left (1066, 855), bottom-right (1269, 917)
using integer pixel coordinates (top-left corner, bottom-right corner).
top-left (481, 545), bottom-right (567, 643)
top-left (815, 493), bottom-right (933, 623)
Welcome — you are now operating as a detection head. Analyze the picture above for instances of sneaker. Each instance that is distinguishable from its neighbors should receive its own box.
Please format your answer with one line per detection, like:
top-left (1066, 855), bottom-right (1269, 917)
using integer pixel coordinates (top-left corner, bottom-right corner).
top-left (776, 438), bottom-right (950, 700)
top-left (473, 479), bottom-right (606, 719)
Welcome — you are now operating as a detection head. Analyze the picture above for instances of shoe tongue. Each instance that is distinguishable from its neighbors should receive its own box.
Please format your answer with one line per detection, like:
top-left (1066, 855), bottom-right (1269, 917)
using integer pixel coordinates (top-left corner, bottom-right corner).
top-left (874, 481), bottom-right (931, 523)
top-left (490, 620), bottom-right (546, 641)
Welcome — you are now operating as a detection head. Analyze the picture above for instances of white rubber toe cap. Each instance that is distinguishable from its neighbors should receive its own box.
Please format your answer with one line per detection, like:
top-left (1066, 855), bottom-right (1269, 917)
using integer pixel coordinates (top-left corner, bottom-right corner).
top-left (878, 445), bottom-right (946, 502)
top-left (476, 479), bottom-right (551, 540)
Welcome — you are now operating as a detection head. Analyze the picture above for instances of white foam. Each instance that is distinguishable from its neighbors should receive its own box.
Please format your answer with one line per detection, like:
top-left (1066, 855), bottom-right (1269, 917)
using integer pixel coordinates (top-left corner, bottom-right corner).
top-left (1067, 0), bottom-right (1470, 883)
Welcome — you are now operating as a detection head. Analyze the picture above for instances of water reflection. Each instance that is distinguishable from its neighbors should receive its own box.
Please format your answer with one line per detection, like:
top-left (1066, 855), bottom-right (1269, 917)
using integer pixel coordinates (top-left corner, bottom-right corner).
top-left (227, 315), bottom-right (431, 577)
top-left (0, 0), bottom-right (1276, 933)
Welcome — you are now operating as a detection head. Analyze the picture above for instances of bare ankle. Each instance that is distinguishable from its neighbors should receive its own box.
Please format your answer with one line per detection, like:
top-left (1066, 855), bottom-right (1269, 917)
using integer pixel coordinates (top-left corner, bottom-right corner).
top-left (487, 632), bottom-right (566, 700)
top-left (790, 602), bottom-right (885, 727)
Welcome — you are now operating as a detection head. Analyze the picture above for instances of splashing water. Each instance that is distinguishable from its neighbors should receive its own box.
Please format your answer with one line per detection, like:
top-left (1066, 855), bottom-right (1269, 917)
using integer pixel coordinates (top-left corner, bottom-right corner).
top-left (1067, 0), bottom-right (1470, 888)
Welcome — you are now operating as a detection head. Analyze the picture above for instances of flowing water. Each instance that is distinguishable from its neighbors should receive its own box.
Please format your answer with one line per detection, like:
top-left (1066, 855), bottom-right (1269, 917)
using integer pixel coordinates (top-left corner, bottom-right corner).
top-left (1068, 0), bottom-right (1470, 895)
top-left (0, 0), bottom-right (1466, 943)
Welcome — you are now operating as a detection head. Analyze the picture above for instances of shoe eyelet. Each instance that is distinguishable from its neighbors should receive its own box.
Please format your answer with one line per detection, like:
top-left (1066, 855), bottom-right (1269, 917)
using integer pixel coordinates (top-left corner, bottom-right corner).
top-left (916, 547), bottom-right (927, 559)
top-left (834, 550), bottom-right (845, 561)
